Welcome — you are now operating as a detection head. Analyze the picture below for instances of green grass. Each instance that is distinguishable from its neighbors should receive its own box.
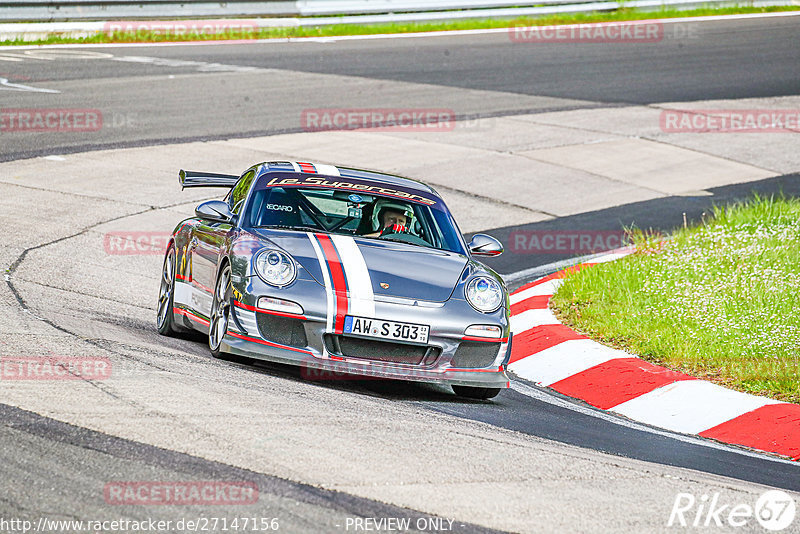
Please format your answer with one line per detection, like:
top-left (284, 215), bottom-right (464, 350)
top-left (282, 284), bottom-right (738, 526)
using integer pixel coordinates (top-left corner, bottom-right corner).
top-left (551, 195), bottom-right (800, 404)
top-left (2, 5), bottom-right (798, 46)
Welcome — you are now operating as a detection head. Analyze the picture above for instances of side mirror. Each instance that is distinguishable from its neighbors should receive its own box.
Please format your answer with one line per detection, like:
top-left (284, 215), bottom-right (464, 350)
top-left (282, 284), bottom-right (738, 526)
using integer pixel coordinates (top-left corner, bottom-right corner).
top-left (468, 234), bottom-right (503, 257)
top-left (195, 200), bottom-right (233, 224)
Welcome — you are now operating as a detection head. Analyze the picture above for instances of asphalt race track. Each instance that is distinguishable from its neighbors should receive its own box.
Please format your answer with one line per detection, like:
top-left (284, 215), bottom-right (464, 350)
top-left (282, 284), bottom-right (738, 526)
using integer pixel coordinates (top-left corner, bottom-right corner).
top-left (1, 14), bottom-right (799, 533)
top-left (2, 15), bottom-right (800, 161)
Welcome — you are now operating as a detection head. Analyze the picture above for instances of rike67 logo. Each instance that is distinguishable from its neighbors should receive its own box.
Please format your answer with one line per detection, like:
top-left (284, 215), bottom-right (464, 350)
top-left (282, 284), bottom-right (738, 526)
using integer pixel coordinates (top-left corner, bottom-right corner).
top-left (668, 490), bottom-right (796, 531)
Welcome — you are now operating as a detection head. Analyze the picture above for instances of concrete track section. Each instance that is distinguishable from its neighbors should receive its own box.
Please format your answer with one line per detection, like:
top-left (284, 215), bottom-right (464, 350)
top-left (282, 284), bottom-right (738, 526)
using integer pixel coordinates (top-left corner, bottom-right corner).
top-left (0, 403), bottom-right (500, 534)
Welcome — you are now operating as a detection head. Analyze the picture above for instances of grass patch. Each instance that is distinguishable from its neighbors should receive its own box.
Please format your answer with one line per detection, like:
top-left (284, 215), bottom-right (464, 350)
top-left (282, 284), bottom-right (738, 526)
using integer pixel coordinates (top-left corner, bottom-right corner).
top-left (1, 5), bottom-right (798, 46)
top-left (551, 195), bottom-right (800, 404)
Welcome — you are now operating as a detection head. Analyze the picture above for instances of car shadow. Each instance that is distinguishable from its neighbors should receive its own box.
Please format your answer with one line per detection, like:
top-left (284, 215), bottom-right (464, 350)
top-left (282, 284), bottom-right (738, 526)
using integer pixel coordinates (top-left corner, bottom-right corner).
top-left (210, 352), bottom-right (501, 404)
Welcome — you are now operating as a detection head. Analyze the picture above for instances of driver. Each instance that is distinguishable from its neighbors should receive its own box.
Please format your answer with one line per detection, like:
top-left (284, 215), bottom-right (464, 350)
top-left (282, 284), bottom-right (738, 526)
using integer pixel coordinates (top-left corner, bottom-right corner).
top-left (361, 200), bottom-right (414, 238)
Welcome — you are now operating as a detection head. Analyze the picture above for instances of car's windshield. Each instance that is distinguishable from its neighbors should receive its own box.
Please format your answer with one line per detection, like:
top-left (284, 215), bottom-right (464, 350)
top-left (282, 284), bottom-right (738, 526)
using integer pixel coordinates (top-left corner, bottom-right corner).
top-left (243, 175), bottom-right (466, 254)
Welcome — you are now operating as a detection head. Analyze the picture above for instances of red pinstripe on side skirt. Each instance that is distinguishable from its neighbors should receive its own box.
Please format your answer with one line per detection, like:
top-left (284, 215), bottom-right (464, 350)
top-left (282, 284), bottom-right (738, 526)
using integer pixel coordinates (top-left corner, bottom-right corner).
top-left (226, 330), bottom-right (313, 355)
top-left (173, 307), bottom-right (209, 326)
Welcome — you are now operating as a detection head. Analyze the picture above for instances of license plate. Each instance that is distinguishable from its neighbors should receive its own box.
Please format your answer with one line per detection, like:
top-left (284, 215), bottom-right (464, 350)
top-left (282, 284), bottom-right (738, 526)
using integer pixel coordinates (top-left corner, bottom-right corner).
top-left (343, 316), bottom-right (429, 344)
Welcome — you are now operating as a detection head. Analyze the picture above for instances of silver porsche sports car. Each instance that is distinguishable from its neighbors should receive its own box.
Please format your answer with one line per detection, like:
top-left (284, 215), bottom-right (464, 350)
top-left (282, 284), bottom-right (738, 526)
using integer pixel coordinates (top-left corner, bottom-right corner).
top-left (157, 161), bottom-right (511, 399)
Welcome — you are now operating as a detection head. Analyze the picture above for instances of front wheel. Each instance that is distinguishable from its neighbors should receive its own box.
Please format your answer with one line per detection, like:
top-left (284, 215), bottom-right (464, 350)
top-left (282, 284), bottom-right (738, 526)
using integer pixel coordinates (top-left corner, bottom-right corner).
top-left (156, 245), bottom-right (179, 336)
top-left (209, 263), bottom-right (232, 358)
top-left (452, 385), bottom-right (502, 400)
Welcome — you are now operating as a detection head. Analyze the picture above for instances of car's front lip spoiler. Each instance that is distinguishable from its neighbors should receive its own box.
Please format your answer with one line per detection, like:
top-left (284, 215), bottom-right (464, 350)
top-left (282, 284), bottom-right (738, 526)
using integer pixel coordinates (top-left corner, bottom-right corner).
top-left (222, 334), bottom-right (510, 389)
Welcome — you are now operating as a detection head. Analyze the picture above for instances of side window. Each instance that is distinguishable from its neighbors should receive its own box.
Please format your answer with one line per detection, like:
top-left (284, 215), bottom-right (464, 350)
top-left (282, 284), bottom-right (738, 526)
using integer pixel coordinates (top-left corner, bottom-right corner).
top-left (229, 170), bottom-right (256, 214)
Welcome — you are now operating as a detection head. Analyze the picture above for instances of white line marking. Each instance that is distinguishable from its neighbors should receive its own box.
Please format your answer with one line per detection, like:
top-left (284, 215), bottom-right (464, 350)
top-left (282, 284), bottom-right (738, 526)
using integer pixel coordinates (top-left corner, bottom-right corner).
top-left (0, 77), bottom-right (60, 93)
top-left (510, 308), bottom-right (559, 334)
top-left (509, 339), bottom-right (624, 386)
top-left (23, 50), bottom-right (112, 60)
top-left (509, 278), bottom-right (562, 305)
top-left (586, 250), bottom-right (634, 264)
top-left (0, 53), bottom-right (27, 62)
top-left (611, 380), bottom-right (783, 435)
top-left (109, 55), bottom-right (261, 73)
top-left (0, 49), bottom-right (112, 61)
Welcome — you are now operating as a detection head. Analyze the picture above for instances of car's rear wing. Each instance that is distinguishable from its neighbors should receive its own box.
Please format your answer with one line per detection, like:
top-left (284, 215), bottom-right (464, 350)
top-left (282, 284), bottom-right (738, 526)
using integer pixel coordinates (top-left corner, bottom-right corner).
top-left (179, 169), bottom-right (239, 190)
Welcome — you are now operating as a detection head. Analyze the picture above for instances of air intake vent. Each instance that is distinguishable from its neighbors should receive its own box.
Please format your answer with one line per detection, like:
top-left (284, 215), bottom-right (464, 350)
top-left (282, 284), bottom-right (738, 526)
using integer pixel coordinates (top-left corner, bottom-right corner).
top-left (451, 341), bottom-right (500, 368)
top-left (256, 314), bottom-right (308, 348)
top-left (325, 335), bottom-right (440, 366)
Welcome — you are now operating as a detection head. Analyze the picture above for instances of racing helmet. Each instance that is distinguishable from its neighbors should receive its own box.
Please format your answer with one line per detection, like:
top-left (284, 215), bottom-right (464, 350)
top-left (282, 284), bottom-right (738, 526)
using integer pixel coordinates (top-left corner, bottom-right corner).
top-left (370, 199), bottom-right (414, 232)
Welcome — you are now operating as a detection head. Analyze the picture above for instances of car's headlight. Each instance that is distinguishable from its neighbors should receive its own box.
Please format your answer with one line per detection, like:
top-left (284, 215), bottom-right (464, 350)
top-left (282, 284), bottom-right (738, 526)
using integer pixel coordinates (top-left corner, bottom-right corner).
top-left (465, 276), bottom-right (503, 313)
top-left (255, 249), bottom-right (296, 287)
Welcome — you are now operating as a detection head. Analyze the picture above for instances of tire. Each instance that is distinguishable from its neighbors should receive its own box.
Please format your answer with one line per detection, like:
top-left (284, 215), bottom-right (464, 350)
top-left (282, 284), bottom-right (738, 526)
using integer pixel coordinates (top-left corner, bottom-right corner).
top-left (209, 263), bottom-right (232, 358)
top-left (452, 385), bottom-right (502, 400)
top-left (156, 245), bottom-right (180, 336)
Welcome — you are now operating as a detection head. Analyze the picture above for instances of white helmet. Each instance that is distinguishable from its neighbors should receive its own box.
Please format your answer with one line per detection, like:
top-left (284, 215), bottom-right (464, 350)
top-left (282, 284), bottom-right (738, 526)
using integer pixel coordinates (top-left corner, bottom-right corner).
top-left (370, 199), bottom-right (414, 232)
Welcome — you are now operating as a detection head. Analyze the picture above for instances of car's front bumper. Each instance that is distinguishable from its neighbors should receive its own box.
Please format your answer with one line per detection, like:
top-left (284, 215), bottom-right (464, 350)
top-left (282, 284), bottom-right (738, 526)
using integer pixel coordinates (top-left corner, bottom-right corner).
top-left (225, 334), bottom-right (510, 388)
top-left (224, 285), bottom-right (511, 389)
